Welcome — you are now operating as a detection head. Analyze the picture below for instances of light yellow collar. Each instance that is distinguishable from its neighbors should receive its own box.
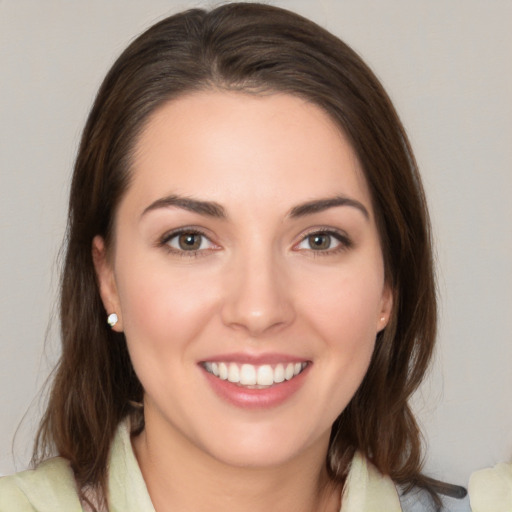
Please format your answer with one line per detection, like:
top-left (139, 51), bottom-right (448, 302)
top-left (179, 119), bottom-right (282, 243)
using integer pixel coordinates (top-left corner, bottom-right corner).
top-left (340, 451), bottom-right (401, 512)
top-left (107, 421), bottom-right (155, 511)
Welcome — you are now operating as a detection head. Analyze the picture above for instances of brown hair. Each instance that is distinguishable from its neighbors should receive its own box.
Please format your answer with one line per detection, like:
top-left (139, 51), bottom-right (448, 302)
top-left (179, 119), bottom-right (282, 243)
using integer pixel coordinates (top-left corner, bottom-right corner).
top-left (34, 1), bottom-right (437, 505)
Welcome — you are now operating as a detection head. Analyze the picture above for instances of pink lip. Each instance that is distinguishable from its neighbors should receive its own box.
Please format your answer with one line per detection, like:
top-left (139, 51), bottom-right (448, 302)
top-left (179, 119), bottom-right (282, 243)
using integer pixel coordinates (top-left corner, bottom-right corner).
top-left (199, 357), bottom-right (311, 410)
top-left (199, 352), bottom-right (307, 365)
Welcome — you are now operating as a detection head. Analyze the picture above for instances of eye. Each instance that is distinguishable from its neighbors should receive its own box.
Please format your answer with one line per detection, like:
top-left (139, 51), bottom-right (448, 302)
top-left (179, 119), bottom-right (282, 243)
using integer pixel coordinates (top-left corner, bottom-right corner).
top-left (162, 229), bottom-right (217, 254)
top-left (303, 233), bottom-right (334, 251)
top-left (295, 230), bottom-right (351, 253)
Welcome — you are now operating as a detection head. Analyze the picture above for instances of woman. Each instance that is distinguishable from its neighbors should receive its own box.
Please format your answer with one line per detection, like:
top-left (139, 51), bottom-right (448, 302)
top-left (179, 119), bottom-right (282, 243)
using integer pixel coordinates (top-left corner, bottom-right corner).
top-left (0, 3), bottom-right (470, 511)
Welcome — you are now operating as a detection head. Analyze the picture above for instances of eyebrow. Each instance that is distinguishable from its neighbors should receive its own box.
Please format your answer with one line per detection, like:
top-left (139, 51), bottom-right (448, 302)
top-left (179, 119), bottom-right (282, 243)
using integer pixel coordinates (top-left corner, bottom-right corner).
top-left (141, 193), bottom-right (369, 221)
top-left (288, 196), bottom-right (369, 220)
top-left (141, 195), bottom-right (227, 219)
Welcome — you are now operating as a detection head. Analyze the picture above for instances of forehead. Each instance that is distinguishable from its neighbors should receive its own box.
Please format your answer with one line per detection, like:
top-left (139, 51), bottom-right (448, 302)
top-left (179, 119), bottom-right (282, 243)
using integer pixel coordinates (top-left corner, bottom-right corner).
top-left (126, 91), bottom-right (372, 217)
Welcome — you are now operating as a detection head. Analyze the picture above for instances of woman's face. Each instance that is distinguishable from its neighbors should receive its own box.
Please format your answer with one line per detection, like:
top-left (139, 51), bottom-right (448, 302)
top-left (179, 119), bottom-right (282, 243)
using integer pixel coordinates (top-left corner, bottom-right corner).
top-left (94, 91), bottom-right (392, 469)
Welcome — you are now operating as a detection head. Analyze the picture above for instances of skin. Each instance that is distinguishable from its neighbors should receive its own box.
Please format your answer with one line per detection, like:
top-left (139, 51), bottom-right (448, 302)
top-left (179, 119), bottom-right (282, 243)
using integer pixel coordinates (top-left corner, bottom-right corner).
top-left (93, 91), bottom-right (392, 512)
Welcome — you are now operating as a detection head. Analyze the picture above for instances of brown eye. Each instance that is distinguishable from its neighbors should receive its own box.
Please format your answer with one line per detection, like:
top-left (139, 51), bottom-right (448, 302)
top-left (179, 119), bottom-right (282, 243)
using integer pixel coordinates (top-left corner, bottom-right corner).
top-left (307, 233), bottom-right (332, 250)
top-left (295, 230), bottom-right (350, 253)
top-left (178, 233), bottom-right (202, 250)
top-left (164, 230), bottom-right (215, 253)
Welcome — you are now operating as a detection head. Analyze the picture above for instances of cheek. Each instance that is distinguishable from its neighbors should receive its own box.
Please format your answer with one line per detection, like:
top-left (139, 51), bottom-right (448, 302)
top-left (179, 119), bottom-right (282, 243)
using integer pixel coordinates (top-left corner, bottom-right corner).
top-left (297, 264), bottom-right (384, 340)
top-left (314, 285), bottom-right (380, 408)
top-left (114, 257), bottom-right (220, 355)
top-left (294, 258), bottom-right (384, 394)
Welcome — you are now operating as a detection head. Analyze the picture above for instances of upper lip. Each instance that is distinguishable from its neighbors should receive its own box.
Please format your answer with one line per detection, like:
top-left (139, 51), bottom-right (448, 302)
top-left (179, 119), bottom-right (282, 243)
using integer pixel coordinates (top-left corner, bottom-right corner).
top-left (198, 352), bottom-right (310, 365)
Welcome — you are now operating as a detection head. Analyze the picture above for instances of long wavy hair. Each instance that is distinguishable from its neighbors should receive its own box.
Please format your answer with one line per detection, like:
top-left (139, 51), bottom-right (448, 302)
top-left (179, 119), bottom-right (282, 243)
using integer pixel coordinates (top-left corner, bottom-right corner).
top-left (34, 2), bottom-right (437, 505)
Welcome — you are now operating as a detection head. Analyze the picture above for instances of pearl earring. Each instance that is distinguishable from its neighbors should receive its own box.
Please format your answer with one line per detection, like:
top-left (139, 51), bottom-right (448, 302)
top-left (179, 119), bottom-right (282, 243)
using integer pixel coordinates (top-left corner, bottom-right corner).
top-left (107, 313), bottom-right (118, 327)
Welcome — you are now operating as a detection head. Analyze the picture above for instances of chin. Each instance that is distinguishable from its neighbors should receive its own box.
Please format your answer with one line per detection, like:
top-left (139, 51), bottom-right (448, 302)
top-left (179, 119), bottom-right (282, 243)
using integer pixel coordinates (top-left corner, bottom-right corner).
top-left (195, 422), bottom-right (329, 470)
top-left (209, 443), bottom-right (303, 469)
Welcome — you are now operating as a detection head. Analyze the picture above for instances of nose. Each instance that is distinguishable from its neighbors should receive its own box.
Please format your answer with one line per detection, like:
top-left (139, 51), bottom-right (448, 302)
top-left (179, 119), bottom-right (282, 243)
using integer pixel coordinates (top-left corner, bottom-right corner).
top-left (220, 249), bottom-right (295, 337)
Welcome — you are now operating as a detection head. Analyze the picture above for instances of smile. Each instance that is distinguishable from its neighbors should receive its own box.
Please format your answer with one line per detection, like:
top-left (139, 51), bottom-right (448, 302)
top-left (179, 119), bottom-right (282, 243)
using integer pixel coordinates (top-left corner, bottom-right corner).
top-left (202, 361), bottom-right (308, 388)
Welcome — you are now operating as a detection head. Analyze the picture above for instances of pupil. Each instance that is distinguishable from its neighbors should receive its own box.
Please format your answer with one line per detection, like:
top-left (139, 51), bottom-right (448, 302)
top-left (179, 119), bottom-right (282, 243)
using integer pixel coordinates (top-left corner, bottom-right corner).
top-left (310, 234), bottom-right (330, 250)
top-left (179, 233), bottom-right (200, 250)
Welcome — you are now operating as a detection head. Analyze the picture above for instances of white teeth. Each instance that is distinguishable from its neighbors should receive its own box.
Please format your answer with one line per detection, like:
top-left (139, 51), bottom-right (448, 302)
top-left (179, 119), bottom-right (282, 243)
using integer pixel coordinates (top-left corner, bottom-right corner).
top-left (257, 365), bottom-right (274, 386)
top-left (218, 362), bottom-right (228, 380)
top-left (274, 363), bottom-right (285, 383)
top-left (204, 361), bottom-right (306, 386)
top-left (240, 364), bottom-right (257, 385)
top-left (227, 363), bottom-right (239, 383)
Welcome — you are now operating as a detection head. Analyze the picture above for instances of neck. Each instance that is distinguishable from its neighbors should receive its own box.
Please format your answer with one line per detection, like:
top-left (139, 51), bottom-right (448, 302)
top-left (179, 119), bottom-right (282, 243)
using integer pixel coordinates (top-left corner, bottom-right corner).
top-left (132, 415), bottom-right (341, 512)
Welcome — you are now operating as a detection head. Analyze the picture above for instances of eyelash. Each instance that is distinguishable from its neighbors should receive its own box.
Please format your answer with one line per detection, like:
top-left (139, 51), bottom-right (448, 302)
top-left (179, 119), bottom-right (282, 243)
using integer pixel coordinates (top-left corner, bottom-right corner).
top-left (294, 228), bottom-right (353, 256)
top-left (158, 227), bottom-right (353, 258)
top-left (159, 228), bottom-right (217, 258)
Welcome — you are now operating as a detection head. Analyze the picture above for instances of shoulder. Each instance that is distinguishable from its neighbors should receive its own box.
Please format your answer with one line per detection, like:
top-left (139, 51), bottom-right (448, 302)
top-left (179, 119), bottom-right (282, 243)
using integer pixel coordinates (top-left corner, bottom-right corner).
top-left (398, 483), bottom-right (471, 512)
top-left (0, 457), bottom-right (83, 512)
top-left (469, 462), bottom-right (512, 512)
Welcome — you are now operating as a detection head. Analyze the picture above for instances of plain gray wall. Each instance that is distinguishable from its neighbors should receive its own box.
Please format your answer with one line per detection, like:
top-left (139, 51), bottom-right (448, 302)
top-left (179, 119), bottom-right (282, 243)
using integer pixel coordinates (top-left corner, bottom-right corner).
top-left (1, 0), bottom-right (511, 485)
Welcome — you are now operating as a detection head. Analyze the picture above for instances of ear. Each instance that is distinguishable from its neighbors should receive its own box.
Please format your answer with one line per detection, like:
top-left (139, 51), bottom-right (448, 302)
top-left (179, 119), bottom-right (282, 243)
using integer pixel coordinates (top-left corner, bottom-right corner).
top-left (377, 283), bottom-right (394, 332)
top-left (92, 235), bottom-right (123, 332)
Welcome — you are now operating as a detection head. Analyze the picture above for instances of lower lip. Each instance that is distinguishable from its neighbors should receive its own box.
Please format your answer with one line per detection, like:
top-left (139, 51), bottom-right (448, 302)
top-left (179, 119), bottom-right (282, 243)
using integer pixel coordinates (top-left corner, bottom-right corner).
top-left (201, 365), bottom-right (310, 409)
